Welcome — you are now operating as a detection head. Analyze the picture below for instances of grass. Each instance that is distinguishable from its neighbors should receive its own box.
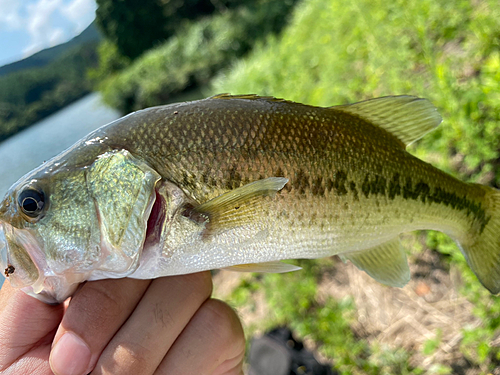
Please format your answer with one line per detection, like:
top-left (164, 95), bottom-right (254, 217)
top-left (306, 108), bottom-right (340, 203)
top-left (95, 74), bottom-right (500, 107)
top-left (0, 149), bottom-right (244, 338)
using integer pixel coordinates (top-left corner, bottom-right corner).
top-left (210, 0), bottom-right (500, 184)
top-left (209, 0), bottom-right (500, 373)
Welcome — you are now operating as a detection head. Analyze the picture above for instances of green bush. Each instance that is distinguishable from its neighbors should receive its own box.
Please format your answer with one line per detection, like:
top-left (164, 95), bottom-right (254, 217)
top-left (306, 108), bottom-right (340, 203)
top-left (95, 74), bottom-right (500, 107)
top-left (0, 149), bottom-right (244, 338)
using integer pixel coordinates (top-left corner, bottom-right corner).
top-left (212, 0), bottom-right (500, 181)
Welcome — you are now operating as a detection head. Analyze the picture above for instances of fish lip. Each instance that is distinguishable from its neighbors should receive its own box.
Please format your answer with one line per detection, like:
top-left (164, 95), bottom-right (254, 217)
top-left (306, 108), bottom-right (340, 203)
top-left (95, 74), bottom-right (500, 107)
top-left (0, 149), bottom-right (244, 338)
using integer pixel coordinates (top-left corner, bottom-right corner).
top-left (21, 279), bottom-right (79, 305)
top-left (21, 286), bottom-right (61, 305)
top-left (0, 221), bottom-right (44, 286)
top-left (0, 223), bottom-right (8, 277)
top-left (0, 220), bottom-right (77, 304)
top-left (0, 222), bottom-right (19, 281)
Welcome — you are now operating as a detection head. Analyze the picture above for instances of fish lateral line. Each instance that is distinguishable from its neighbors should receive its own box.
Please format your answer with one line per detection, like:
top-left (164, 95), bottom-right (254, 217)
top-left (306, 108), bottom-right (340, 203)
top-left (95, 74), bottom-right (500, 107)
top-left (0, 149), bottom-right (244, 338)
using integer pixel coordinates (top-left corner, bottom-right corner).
top-left (359, 171), bottom-right (490, 232)
top-left (285, 165), bottom-right (488, 232)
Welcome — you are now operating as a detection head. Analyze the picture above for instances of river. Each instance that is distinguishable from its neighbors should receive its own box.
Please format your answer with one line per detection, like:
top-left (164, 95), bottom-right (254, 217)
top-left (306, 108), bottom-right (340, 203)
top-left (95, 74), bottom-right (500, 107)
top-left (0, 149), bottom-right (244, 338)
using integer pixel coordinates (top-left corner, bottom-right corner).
top-left (0, 93), bottom-right (122, 196)
top-left (0, 92), bottom-right (121, 286)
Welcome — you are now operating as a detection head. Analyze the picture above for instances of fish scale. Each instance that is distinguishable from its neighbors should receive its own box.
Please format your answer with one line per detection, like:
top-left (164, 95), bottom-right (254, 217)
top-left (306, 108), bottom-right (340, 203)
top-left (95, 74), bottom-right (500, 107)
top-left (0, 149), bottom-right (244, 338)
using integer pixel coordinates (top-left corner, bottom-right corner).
top-left (95, 96), bottom-right (483, 263)
top-left (1, 94), bottom-right (500, 304)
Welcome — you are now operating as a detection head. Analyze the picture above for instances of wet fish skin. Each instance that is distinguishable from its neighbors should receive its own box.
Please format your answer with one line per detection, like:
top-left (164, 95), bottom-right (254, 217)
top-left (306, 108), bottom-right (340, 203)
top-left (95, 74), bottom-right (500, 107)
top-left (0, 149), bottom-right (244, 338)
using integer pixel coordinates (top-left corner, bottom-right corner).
top-left (0, 94), bottom-right (499, 304)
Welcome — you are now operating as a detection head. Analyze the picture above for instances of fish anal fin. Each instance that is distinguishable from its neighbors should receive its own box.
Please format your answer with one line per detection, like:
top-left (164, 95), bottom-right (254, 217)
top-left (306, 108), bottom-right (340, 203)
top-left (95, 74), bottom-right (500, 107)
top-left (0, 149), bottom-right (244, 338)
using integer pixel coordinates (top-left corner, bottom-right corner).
top-left (224, 261), bottom-right (301, 273)
top-left (193, 177), bottom-right (288, 237)
top-left (333, 96), bottom-right (442, 147)
top-left (341, 238), bottom-right (410, 288)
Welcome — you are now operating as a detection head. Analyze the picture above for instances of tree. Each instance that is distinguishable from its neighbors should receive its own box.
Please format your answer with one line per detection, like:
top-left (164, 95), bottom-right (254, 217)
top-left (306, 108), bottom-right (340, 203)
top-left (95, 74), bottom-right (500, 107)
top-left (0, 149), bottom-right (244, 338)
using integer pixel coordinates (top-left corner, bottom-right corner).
top-left (96, 0), bottom-right (168, 60)
top-left (95, 0), bottom-right (223, 60)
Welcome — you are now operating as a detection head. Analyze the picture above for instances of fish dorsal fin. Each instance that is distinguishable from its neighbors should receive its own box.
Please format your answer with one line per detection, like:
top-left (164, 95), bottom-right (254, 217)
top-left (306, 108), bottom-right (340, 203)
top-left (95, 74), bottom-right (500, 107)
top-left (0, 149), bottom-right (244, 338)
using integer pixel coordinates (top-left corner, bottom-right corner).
top-left (209, 93), bottom-right (270, 100)
top-left (340, 237), bottom-right (410, 287)
top-left (224, 261), bottom-right (302, 273)
top-left (333, 96), bottom-right (442, 147)
top-left (192, 177), bottom-right (288, 237)
top-left (209, 93), bottom-right (296, 104)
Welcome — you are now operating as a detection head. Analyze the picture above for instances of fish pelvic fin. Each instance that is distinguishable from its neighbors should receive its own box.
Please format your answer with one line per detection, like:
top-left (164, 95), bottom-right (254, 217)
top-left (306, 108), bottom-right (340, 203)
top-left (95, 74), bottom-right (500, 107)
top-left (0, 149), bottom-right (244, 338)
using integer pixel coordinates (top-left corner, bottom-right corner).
top-left (192, 177), bottom-right (288, 238)
top-left (456, 186), bottom-right (500, 294)
top-left (332, 96), bottom-right (442, 147)
top-left (341, 237), bottom-right (410, 288)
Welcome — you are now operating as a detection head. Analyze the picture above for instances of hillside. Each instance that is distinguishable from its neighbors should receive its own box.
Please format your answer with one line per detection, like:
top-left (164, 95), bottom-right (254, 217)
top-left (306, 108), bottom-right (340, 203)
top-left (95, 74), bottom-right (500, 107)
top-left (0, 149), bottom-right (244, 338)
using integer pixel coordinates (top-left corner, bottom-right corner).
top-left (0, 24), bottom-right (102, 141)
top-left (0, 22), bottom-right (101, 77)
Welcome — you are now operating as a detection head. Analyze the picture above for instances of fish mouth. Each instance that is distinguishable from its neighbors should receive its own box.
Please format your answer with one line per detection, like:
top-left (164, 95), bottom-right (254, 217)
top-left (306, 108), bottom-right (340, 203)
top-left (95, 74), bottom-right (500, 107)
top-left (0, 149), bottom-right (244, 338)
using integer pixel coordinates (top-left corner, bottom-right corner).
top-left (0, 221), bottom-right (76, 304)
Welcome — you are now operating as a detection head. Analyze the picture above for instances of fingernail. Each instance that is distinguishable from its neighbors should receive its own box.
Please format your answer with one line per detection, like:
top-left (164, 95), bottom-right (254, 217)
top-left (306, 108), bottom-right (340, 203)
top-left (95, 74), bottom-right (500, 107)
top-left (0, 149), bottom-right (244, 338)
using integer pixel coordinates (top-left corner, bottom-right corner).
top-left (49, 332), bottom-right (91, 375)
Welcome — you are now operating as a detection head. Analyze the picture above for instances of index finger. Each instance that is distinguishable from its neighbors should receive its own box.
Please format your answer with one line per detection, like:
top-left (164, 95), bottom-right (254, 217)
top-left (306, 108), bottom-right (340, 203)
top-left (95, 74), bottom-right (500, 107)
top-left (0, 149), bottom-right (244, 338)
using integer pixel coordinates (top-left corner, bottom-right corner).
top-left (0, 282), bottom-right (64, 372)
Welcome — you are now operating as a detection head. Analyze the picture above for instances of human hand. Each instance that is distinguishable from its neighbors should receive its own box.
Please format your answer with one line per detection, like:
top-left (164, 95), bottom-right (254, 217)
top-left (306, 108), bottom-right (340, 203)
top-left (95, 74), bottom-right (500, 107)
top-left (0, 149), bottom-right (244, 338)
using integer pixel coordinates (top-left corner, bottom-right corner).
top-left (0, 272), bottom-right (245, 375)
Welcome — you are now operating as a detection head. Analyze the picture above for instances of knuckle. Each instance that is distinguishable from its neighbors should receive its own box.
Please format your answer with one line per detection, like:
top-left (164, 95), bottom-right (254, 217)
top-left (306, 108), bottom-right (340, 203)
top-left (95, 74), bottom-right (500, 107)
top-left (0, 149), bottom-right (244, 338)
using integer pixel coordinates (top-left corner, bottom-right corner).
top-left (97, 342), bottom-right (152, 375)
top-left (201, 299), bottom-right (244, 348)
top-left (75, 281), bottom-right (124, 315)
top-left (65, 280), bottom-right (130, 333)
top-left (119, 342), bottom-right (152, 370)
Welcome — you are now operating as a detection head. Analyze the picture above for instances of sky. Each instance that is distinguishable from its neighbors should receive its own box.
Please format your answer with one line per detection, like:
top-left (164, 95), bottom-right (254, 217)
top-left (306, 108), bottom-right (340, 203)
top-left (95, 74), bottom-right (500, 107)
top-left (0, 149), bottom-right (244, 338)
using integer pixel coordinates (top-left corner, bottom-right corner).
top-left (0, 0), bottom-right (97, 66)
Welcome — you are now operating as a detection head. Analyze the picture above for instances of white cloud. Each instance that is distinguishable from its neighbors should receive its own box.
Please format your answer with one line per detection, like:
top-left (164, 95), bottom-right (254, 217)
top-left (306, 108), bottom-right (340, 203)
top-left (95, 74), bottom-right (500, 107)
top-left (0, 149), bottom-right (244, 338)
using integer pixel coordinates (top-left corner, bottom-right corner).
top-left (49, 27), bottom-right (66, 45)
top-left (61, 0), bottom-right (96, 34)
top-left (0, 0), bottom-right (23, 30)
top-left (23, 0), bottom-right (65, 56)
top-left (1, 0), bottom-right (97, 59)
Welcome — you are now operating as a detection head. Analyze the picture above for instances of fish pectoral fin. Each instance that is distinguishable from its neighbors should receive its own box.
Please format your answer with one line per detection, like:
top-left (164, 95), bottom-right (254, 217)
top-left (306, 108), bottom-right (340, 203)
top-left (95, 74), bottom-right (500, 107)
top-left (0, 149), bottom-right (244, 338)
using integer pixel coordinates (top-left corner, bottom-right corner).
top-left (332, 96), bottom-right (442, 147)
top-left (192, 177), bottom-right (288, 237)
top-left (224, 261), bottom-right (302, 273)
top-left (341, 238), bottom-right (410, 288)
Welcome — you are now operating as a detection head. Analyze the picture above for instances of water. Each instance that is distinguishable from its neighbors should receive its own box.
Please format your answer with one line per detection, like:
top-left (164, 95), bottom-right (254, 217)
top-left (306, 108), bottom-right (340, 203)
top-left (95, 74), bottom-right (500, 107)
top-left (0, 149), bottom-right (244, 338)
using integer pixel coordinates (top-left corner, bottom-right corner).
top-left (0, 92), bottom-right (121, 287)
top-left (0, 93), bottom-right (121, 197)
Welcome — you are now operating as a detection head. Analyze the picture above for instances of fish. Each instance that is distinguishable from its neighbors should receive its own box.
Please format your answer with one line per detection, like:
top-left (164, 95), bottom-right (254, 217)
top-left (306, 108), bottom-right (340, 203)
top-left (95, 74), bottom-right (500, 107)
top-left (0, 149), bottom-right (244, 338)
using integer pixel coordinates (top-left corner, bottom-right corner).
top-left (0, 94), bottom-right (499, 304)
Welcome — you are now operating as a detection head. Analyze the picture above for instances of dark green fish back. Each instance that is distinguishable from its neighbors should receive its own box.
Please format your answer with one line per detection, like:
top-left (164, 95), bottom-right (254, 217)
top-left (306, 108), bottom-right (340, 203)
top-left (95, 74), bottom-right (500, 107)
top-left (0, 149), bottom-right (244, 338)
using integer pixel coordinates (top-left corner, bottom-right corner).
top-left (102, 96), bottom-right (426, 199)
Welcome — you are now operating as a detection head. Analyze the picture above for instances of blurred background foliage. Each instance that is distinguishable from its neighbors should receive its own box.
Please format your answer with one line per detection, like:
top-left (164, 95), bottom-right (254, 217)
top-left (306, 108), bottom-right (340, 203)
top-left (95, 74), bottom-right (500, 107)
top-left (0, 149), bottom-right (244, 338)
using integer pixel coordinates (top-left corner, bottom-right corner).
top-left (92, 0), bottom-right (299, 112)
top-left (95, 0), bottom-right (271, 60)
top-left (2, 0), bottom-right (500, 372)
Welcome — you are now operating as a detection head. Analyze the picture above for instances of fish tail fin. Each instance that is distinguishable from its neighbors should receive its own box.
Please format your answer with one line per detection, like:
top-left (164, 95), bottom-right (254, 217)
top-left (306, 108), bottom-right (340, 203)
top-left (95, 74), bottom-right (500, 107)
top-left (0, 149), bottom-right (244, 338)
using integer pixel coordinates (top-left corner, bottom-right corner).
top-left (457, 185), bottom-right (500, 294)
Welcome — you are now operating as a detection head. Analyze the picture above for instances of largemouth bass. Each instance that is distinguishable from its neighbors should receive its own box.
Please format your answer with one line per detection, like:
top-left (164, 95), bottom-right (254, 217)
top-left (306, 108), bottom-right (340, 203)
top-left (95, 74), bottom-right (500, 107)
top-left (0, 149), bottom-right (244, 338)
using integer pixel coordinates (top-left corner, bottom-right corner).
top-left (0, 94), bottom-right (498, 304)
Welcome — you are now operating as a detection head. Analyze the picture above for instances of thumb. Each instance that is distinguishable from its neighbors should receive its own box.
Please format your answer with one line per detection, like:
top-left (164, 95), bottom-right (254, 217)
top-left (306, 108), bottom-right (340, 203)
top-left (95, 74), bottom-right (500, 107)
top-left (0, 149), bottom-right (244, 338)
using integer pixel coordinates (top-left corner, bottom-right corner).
top-left (0, 281), bottom-right (64, 371)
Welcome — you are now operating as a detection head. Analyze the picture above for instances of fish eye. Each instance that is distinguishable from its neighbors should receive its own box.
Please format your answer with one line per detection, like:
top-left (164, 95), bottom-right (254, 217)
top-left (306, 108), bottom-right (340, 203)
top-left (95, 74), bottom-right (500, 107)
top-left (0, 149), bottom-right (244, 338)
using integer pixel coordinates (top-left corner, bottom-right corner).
top-left (18, 188), bottom-right (45, 218)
